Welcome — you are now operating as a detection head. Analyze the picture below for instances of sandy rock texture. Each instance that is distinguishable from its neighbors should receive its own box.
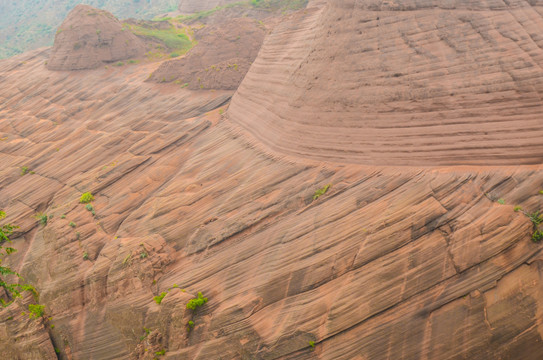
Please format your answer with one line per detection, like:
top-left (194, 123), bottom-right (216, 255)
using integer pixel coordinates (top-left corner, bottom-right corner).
top-left (178, 0), bottom-right (242, 14)
top-left (149, 18), bottom-right (266, 89)
top-left (0, 0), bottom-right (543, 359)
top-left (229, 0), bottom-right (543, 166)
top-left (47, 5), bottom-right (145, 71)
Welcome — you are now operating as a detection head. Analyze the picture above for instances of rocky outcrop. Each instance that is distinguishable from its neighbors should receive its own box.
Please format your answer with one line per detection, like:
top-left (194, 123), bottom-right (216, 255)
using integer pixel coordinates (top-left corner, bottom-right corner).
top-left (148, 18), bottom-right (266, 90)
top-left (1, 0), bottom-right (543, 359)
top-left (178, 0), bottom-right (241, 14)
top-left (228, 0), bottom-right (543, 166)
top-left (47, 5), bottom-right (145, 71)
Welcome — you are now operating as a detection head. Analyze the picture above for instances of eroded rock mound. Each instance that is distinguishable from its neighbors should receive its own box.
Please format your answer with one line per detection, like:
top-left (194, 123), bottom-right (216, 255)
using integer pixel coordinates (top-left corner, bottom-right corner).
top-left (47, 5), bottom-right (145, 71)
top-left (228, 0), bottom-right (543, 166)
top-left (148, 18), bottom-right (266, 90)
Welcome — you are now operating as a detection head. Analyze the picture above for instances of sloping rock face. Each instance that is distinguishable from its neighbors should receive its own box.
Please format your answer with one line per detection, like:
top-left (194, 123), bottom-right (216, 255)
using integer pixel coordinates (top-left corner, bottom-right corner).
top-left (178, 0), bottom-right (241, 14)
top-left (228, 0), bottom-right (543, 166)
top-left (47, 5), bottom-right (145, 71)
top-left (1, 1), bottom-right (543, 360)
top-left (148, 18), bottom-right (266, 89)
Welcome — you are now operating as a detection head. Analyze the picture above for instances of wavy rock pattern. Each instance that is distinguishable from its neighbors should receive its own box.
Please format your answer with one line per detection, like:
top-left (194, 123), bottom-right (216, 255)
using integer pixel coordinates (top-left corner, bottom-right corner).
top-left (1, 46), bottom-right (543, 359)
top-left (47, 5), bottom-right (145, 71)
top-left (229, 0), bottom-right (543, 166)
top-left (1, 1), bottom-right (543, 359)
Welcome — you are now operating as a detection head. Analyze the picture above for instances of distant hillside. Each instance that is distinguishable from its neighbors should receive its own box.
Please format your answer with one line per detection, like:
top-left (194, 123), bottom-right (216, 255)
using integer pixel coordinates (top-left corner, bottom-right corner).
top-left (0, 0), bottom-right (179, 59)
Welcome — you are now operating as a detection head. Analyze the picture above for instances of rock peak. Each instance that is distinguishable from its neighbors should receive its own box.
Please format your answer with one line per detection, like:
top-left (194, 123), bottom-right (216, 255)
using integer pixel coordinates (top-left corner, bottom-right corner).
top-left (47, 5), bottom-right (144, 70)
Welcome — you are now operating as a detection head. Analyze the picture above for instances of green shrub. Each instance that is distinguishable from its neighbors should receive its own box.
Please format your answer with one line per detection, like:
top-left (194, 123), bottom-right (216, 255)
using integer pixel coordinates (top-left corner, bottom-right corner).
top-left (170, 52), bottom-right (180, 58)
top-left (113, 61), bottom-right (124, 67)
top-left (532, 230), bottom-right (543, 242)
top-left (83, 252), bottom-right (89, 260)
top-left (85, 204), bottom-right (94, 211)
top-left (0, 211), bottom-right (38, 307)
top-left (139, 327), bottom-right (151, 341)
top-left (309, 340), bottom-right (315, 349)
top-left (69, 221), bottom-right (76, 228)
top-left (528, 211), bottom-right (542, 226)
top-left (497, 198), bottom-right (505, 205)
top-left (36, 213), bottom-right (48, 226)
top-left (187, 320), bottom-right (195, 332)
top-left (154, 292), bottom-right (167, 304)
top-left (186, 292), bottom-right (208, 310)
top-left (80, 192), bottom-right (94, 203)
top-left (60, 214), bottom-right (66, 219)
top-left (20, 166), bottom-right (29, 176)
top-left (313, 184), bottom-right (331, 200)
top-left (514, 206), bottom-right (522, 212)
top-left (28, 304), bottom-right (45, 318)
top-left (155, 349), bottom-right (166, 356)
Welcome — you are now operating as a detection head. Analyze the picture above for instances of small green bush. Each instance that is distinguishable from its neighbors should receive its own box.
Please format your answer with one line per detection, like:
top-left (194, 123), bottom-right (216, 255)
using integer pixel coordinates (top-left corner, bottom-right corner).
top-left (187, 320), bottom-right (195, 332)
top-left (60, 214), bottom-right (66, 219)
top-left (155, 349), bottom-right (166, 356)
top-left (140, 327), bottom-right (151, 341)
top-left (83, 252), bottom-right (89, 260)
top-left (514, 206), bottom-right (522, 212)
top-left (20, 166), bottom-right (29, 176)
top-left (497, 198), bottom-right (505, 205)
top-left (313, 184), bottom-right (331, 200)
top-left (80, 192), bottom-right (94, 203)
top-left (85, 204), bottom-right (94, 211)
top-left (154, 292), bottom-right (167, 305)
top-left (69, 221), bottom-right (76, 228)
top-left (309, 340), bottom-right (315, 349)
top-left (532, 230), bottom-right (543, 242)
top-left (186, 292), bottom-right (208, 310)
top-left (28, 304), bottom-right (45, 318)
top-left (113, 61), bottom-right (124, 67)
top-left (170, 52), bottom-right (180, 58)
top-left (36, 213), bottom-right (48, 226)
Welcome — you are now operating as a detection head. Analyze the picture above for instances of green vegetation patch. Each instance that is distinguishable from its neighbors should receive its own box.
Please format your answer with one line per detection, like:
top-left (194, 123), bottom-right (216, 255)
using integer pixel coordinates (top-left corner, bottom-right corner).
top-left (313, 184), bottom-right (331, 201)
top-left (80, 192), bottom-right (94, 203)
top-left (28, 304), bottom-right (45, 319)
top-left (175, 0), bottom-right (307, 23)
top-left (154, 291), bottom-right (168, 305)
top-left (186, 292), bottom-right (208, 310)
top-left (125, 21), bottom-right (193, 53)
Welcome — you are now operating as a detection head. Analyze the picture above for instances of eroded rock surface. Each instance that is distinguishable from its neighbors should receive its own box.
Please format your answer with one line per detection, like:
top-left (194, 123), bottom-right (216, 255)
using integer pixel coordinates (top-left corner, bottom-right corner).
top-left (149, 18), bottom-right (266, 89)
top-left (228, 0), bottom-right (543, 166)
top-left (47, 5), bottom-right (145, 71)
top-left (1, 1), bottom-right (543, 359)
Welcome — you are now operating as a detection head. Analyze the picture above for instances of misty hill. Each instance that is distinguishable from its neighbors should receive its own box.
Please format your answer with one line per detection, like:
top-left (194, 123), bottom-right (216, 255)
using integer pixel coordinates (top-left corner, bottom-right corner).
top-left (0, 0), bottom-right (179, 59)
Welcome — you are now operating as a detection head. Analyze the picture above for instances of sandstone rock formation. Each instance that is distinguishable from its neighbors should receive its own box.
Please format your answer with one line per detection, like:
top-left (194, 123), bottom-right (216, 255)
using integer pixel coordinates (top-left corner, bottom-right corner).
top-left (178, 0), bottom-right (241, 14)
top-left (1, 0), bottom-right (543, 359)
top-left (47, 5), bottom-right (145, 71)
top-left (229, 0), bottom-right (543, 166)
top-left (149, 18), bottom-right (266, 89)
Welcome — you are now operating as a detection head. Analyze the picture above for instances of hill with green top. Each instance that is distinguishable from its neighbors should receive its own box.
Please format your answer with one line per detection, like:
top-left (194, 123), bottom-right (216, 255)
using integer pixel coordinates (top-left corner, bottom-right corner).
top-left (0, 0), bottom-right (179, 59)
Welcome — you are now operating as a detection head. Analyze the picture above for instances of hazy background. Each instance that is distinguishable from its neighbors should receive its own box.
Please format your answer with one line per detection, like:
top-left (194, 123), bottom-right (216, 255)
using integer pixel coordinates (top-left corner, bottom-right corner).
top-left (0, 0), bottom-right (179, 59)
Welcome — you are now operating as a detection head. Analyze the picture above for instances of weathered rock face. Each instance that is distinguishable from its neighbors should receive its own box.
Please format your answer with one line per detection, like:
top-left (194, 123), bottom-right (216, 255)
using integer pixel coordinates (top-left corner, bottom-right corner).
top-left (1, 1), bottom-right (543, 359)
top-left (47, 5), bottom-right (145, 71)
top-left (228, 0), bottom-right (543, 166)
top-left (149, 18), bottom-right (266, 89)
top-left (178, 0), bottom-right (241, 14)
